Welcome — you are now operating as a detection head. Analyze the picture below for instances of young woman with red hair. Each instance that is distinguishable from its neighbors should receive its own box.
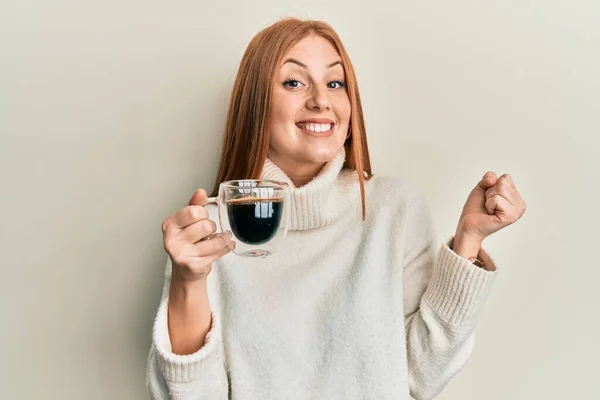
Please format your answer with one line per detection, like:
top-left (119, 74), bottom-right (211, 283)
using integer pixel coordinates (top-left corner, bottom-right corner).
top-left (147, 18), bottom-right (526, 400)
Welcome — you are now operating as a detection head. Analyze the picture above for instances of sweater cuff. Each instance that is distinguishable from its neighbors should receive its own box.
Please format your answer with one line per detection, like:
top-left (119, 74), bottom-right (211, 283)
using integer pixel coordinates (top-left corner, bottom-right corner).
top-left (422, 236), bottom-right (498, 329)
top-left (152, 297), bottom-right (224, 383)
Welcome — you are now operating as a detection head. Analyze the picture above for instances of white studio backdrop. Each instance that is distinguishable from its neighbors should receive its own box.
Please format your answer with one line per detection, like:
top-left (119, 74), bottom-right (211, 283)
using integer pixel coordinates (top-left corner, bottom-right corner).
top-left (1, 1), bottom-right (598, 399)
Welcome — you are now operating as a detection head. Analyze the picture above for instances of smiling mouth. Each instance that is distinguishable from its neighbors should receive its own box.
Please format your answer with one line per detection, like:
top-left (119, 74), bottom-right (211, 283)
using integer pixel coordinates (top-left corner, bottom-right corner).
top-left (295, 122), bottom-right (335, 133)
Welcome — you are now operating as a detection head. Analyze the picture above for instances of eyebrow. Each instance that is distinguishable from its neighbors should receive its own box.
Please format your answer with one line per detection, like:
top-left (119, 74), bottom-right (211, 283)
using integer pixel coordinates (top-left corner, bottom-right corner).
top-left (282, 58), bottom-right (342, 69)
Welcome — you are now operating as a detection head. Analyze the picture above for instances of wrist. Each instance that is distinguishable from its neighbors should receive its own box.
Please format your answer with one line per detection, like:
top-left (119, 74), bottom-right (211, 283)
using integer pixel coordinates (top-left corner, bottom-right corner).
top-left (452, 229), bottom-right (483, 260)
top-left (169, 273), bottom-right (208, 302)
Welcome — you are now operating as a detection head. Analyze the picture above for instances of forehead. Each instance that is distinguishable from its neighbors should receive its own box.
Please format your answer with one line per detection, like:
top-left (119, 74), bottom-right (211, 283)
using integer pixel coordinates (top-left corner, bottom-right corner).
top-left (283, 35), bottom-right (341, 62)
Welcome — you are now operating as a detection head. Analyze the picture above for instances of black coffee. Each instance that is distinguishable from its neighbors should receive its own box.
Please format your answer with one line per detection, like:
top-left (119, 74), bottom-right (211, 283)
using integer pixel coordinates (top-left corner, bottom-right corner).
top-left (227, 197), bottom-right (283, 245)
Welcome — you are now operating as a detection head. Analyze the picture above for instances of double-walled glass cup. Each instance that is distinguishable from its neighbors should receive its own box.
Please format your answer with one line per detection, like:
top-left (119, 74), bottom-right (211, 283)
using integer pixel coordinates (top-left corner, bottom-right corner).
top-left (203, 179), bottom-right (290, 258)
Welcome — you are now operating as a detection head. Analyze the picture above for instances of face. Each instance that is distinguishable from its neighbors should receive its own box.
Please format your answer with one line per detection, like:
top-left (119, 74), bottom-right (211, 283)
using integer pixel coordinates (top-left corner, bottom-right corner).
top-left (268, 35), bottom-right (351, 168)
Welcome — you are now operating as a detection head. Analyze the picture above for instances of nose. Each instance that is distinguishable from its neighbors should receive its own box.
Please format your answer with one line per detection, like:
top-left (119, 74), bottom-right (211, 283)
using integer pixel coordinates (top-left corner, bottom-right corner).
top-left (305, 84), bottom-right (331, 111)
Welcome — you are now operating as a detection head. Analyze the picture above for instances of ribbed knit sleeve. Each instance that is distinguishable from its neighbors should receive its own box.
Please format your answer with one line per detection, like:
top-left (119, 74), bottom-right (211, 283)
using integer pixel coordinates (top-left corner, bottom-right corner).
top-left (402, 187), bottom-right (498, 400)
top-left (146, 259), bottom-right (228, 400)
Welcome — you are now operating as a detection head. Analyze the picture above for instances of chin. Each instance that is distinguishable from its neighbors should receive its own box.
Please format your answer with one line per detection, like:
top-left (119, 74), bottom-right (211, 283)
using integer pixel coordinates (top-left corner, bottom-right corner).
top-left (301, 146), bottom-right (343, 164)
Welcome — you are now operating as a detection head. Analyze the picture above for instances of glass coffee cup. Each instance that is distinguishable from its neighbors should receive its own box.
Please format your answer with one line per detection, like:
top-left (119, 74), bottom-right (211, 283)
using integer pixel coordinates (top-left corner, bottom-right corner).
top-left (203, 179), bottom-right (290, 258)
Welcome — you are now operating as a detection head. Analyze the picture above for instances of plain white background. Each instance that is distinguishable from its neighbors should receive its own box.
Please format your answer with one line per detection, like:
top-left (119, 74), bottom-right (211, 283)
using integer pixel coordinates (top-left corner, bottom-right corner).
top-left (1, 1), bottom-right (598, 399)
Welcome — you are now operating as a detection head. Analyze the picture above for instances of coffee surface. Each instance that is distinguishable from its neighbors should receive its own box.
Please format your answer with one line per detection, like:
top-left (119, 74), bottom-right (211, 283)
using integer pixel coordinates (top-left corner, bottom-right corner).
top-left (227, 197), bottom-right (283, 245)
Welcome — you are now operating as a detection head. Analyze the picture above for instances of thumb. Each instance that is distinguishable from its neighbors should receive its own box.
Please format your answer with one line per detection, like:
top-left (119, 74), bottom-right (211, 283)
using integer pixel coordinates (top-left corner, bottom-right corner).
top-left (479, 171), bottom-right (498, 191)
top-left (189, 188), bottom-right (209, 206)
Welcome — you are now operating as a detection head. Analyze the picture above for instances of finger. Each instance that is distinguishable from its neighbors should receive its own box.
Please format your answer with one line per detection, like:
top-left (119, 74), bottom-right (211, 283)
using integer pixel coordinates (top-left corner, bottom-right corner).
top-left (192, 243), bottom-right (233, 265)
top-left (486, 182), bottom-right (518, 206)
top-left (192, 233), bottom-right (233, 257)
top-left (167, 206), bottom-right (209, 231)
top-left (479, 171), bottom-right (497, 190)
top-left (485, 194), bottom-right (512, 216)
top-left (180, 218), bottom-right (217, 243)
top-left (189, 188), bottom-right (209, 206)
top-left (498, 173), bottom-right (516, 189)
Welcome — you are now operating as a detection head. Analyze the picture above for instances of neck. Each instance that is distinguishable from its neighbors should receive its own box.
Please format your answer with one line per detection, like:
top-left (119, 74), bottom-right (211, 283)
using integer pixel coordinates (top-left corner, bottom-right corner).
top-left (261, 146), bottom-right (361, 230)
top-left (266, 152), bottom-right (326, 188)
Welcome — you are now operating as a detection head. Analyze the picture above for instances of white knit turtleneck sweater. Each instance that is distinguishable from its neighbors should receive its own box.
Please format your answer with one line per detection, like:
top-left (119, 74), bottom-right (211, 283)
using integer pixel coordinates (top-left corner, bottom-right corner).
top-left (147, 148), bottom-right (498, 400)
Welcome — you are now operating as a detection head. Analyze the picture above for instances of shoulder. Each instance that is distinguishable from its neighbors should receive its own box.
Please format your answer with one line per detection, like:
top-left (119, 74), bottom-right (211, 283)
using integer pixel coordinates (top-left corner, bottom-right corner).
top-left (364, 175), bottom-right (436, 248)
top-left (365, 175), bottom-right (428, 215)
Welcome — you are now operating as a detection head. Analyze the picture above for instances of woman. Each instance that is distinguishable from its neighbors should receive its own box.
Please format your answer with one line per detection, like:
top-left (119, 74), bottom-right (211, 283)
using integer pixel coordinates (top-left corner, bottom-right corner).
top-left (147, 18), bottom-right (526, 400)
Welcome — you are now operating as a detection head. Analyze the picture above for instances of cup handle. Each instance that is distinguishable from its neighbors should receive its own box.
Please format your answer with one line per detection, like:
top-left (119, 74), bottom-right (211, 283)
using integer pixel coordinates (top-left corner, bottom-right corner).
top-left (199, 196), bottom-right (222, 241)
top-left (202, 196), bottom-right (218, 207)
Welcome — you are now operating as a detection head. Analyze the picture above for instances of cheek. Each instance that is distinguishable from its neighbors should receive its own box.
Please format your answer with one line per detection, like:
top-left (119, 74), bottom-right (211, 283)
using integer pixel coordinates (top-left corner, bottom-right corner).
top-left (335, 102), bottom-right (351, 133)
top-left (335, 95), bottom-right (351, 120)
top-left (268, 106), bottom-right (292, 143)
top-left (268, 101), bottom-right (296, 148)
top-left (343, 102), bottom-right (351, 122)
top-left (270, 89), bottom-right (303, 124)
top-left (270, 101), bottom-right (288, 125)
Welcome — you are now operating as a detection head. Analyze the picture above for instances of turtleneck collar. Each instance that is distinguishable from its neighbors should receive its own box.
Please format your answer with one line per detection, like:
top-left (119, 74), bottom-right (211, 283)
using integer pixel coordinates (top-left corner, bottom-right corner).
top-left (260, 147), bottom-right (361, 231)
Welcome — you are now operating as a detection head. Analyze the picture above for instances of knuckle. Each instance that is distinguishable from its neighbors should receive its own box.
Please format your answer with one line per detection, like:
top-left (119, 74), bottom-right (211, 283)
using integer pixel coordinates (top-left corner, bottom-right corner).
top-left (197, 220), bottom-right (214, 238)
top-left (219, 236), bottom-right (230, 250)
top-left (188, 206), bottom-right (199, 220)
top-left (161, 218), bottom-right (171, 233)
top-left (206, 219), bottom-right (217, 234)
top-left (222, 244), bottom-right (233, 255)
top-left (198, 206), bottom-right (208, 219)
top-left (163, 237), bottom-right (178, 254)
top-left (216, 238), bottom-right (227, 253)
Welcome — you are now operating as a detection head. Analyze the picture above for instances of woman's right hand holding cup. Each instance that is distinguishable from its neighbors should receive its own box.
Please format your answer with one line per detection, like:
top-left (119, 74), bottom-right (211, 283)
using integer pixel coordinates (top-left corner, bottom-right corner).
top-left (161, 188), bottom-right (234, 284)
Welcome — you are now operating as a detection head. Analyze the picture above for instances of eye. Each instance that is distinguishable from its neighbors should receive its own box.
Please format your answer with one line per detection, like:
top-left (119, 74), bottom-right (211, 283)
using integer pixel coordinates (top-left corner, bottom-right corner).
top-left (327, 80), bottom-right (346, 89)
top-left (283, 79), bottom-right (303, 89)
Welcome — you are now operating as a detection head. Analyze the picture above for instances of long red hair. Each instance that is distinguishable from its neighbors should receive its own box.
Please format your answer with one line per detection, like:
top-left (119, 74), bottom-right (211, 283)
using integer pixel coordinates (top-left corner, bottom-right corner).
top-left (210, 18), bottom-right (373, 220)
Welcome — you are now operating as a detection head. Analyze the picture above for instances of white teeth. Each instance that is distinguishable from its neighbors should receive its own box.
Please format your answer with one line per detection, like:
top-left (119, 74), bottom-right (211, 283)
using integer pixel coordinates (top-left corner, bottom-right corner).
top-left (298, 123), bottom-right (332, 132)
